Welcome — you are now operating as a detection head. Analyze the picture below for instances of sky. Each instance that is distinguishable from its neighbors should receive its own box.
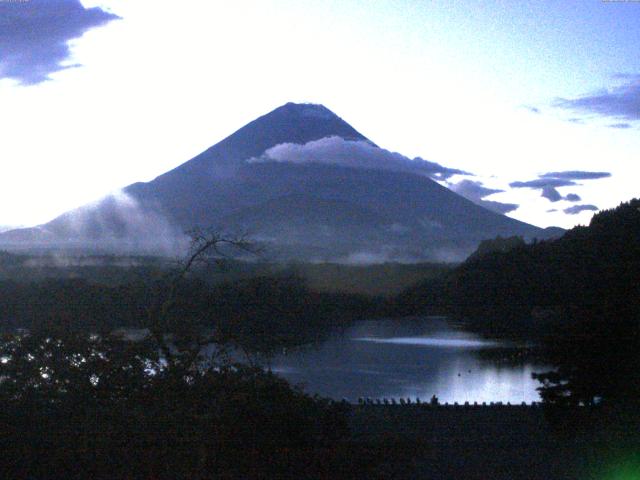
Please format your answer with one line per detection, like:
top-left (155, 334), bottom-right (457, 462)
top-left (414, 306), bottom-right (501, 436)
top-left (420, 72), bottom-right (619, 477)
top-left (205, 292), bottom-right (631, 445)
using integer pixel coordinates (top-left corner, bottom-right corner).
top-left (0, 0), bottom-right (638, 230)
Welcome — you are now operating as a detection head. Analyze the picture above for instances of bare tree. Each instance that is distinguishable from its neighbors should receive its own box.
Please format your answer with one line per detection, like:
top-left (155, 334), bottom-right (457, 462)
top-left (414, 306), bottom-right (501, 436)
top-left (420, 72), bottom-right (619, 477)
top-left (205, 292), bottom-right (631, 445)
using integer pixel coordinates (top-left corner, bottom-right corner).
top-left (145, 228), bottom-right (259, 372)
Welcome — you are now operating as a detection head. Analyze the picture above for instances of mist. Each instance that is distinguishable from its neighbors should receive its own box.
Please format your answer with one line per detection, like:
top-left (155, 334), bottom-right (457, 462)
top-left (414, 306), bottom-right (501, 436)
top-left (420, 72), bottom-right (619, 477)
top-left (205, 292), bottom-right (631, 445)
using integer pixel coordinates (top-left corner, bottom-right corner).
top-left (0, 191), bottom-right (190, 257)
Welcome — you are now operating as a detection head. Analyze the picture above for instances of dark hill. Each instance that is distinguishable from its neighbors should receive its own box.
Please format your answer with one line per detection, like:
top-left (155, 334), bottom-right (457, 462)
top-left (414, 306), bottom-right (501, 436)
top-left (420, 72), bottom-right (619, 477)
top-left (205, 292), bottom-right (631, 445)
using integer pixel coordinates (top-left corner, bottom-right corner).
top-left (397, 198), bottom-right (640, 336)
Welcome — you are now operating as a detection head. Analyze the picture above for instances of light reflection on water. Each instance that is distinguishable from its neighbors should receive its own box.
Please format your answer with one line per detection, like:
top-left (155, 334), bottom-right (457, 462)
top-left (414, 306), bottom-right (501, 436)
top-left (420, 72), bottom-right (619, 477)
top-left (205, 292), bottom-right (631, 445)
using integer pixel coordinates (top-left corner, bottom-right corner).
top-left (270, 317), bottom-right (547, 404)
top-left (353, 336), bottom-right (501, 348)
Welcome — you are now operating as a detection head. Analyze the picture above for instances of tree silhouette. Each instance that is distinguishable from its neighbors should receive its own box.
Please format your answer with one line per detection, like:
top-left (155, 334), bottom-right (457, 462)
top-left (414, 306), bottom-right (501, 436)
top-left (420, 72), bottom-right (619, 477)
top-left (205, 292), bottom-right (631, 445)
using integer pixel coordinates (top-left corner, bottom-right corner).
top-left (144, 228), bottom-right (258, 371)
top-left (0, 230), bottom-right (355, 479)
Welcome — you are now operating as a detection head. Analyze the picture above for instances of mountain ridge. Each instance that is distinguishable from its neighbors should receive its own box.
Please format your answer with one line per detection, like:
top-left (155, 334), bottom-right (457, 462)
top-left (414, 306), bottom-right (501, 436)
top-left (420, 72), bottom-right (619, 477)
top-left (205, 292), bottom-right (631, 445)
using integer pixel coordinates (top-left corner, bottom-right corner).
top-left (0, 102), bottom-right (560, 261)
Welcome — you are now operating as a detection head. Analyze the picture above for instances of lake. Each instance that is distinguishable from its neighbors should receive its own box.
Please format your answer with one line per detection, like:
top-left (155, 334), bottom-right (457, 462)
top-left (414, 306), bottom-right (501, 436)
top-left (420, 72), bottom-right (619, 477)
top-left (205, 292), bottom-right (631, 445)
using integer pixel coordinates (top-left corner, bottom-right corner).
top-left (268, 317), bottom-right (547, 404)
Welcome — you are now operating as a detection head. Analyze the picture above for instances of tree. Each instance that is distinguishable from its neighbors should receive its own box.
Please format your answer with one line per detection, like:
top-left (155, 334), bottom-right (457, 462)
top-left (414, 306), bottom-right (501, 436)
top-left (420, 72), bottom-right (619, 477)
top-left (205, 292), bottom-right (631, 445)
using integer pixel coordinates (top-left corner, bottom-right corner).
top-left (532, 306), bottom-right (640, 408)
top-left (144, 228), bottom-right (258, 372)
top-left (0, 229), bottom-right (353, 479)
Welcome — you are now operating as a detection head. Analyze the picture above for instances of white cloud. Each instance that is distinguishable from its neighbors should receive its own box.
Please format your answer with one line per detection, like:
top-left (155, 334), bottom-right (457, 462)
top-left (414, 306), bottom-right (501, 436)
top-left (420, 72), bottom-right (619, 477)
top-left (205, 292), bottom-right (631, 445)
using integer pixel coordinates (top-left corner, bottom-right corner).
top-left (249, 136), bottom-right (469, 180)
top-left (448, 179), bottom-right (519, 214)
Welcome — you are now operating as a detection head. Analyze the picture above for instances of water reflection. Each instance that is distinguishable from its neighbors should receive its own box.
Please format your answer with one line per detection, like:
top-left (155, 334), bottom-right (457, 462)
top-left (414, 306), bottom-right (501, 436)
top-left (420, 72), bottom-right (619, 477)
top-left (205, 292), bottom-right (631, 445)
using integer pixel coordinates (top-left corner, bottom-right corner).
top-left (270, 317), bottom-right (547, 403)
top-left (354, 337), bottom-right (500, 348)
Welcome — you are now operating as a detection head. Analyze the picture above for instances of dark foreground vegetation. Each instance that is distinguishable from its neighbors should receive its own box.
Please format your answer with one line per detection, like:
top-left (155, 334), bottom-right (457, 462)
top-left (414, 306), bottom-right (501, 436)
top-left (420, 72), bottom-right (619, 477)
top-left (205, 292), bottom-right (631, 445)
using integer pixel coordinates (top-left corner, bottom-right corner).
top-left (2, 322), bottom-right (638, 479)
top-left (1, 201), bottom-right (639, 477)
top-left (396, 199), bottom-right (640, 409)
top-left (0, 331), bottom-right (357, 479)
top-left (0, 233), bottom-right (390, 478)
top-left (2, 329), bottom-right (638, 480)
top-left (0, 250), bottom-right (450, 297)
top-left (0, 271), bottom-right (382, 355)
top-left (349, 403), bottom-right (640, 479)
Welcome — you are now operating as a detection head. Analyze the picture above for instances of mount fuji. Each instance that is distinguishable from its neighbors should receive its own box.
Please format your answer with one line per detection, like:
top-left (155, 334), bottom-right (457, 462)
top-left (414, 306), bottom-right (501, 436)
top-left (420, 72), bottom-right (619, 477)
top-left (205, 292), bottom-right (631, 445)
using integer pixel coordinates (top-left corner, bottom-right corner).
top-left (0, 102), bottom-right (560, 261)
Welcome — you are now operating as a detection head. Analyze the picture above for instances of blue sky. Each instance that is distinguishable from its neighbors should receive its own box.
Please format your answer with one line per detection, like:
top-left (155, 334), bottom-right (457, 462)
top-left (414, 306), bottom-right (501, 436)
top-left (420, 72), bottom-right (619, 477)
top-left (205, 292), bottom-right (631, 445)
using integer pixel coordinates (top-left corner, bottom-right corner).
top-left (0, 0), bottom-right (638, 229)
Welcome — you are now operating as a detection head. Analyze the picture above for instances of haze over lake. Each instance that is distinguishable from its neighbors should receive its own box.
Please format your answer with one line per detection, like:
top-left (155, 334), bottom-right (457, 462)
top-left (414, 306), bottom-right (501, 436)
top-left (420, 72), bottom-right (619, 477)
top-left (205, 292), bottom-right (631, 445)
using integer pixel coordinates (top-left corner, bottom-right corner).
top-left (270, 317), bottom-right (546, 404)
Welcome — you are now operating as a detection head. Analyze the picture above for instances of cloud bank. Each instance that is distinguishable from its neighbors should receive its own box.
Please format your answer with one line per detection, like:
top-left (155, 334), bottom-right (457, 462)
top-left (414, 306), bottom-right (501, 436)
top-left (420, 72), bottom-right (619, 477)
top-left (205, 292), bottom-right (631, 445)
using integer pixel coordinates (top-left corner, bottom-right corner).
top-left (564, 204), bottom-right (598, 215)
top-left (539, 171), bottom-right (611, 180)
top-left (510, 178), bottom-right (576, 203)
top-left (250, 136), bottom-right (470, 181)
top-left (510, 179), bottom-right (577, 189)
top-left (0, 0), bottom-right (119, 85)
top-left (554, 74), bottom-right (640, 121)
top-left (448, 179), bottom-right (519, 214)
top-left (541, 185), bottom-right (562, 202)
top-left (510, 170), bottom-right (610, 203)
top-left (565, 193), bottom-right (581, 202)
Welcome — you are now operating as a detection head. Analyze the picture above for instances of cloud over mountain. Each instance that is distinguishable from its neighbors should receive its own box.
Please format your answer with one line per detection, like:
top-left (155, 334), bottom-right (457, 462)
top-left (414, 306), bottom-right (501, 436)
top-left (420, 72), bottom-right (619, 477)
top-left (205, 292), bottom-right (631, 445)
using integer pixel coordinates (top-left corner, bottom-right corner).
top-left (448, 179), bottom-right (518, 214)
top-left (0, 0), bottom-right (119, 85)
top-left (249, 136), bottom-right (470, 180)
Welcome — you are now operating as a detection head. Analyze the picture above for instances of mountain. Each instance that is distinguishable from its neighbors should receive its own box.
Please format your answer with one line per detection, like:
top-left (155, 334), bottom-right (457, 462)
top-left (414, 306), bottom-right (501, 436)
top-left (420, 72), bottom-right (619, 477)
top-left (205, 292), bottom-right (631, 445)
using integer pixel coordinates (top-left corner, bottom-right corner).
top-left (0, 102), bottom-right (558, 261)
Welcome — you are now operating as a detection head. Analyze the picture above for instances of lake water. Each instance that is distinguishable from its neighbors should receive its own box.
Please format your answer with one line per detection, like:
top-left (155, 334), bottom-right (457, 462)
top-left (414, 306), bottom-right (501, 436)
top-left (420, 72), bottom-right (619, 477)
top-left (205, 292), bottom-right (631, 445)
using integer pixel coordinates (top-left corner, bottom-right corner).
top-left (269, 317), bottom-right (547, 404)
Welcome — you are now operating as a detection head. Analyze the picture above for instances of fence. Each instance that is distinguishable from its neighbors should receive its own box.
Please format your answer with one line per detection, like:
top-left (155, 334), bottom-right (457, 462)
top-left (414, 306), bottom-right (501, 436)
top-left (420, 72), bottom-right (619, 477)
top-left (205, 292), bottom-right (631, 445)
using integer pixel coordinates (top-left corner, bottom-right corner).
top-left (349, 397), bottom-right (543, 408)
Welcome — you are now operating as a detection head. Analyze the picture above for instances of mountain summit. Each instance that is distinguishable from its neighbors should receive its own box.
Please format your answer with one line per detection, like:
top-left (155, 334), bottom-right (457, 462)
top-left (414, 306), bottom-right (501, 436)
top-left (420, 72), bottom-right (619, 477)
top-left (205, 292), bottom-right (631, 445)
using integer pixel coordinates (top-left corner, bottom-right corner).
top-left (163, 102), bottom-right (370, 175)
top-left (1, 102), bottom-right (556, 261)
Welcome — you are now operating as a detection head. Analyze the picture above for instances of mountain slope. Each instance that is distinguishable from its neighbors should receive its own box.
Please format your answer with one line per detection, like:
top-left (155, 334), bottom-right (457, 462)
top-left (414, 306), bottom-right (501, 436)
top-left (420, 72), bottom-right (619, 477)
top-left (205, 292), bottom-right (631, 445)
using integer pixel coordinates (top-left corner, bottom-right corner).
top-left (1, 102), bottom-right (555, 260)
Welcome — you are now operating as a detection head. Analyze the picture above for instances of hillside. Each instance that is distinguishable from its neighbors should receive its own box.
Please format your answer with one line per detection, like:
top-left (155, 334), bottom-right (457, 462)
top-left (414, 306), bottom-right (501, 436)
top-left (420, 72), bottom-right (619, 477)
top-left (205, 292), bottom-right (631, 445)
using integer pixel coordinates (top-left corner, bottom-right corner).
top-left (398, 198), bottom-right (640, 336)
